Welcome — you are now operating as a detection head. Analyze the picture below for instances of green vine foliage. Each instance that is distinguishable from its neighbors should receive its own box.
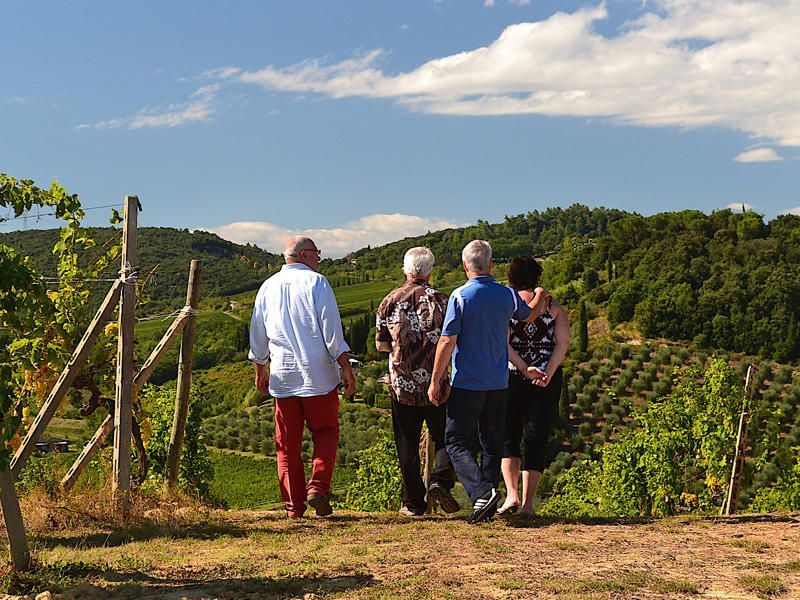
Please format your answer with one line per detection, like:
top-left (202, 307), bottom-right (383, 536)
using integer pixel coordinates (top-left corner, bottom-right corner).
top-left (139, 385), bottom-right (213, 498)
top-left (543, 358), bottom-right (743, 517)
top-left (344, 428), bottom-right (402, 511)
top-left (1, 174), bottom-right (121, 470)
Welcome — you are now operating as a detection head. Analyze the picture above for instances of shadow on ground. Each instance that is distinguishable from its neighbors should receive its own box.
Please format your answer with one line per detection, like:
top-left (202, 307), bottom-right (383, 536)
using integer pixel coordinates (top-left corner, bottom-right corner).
top-left (97, 572), bottom-right (375, 599)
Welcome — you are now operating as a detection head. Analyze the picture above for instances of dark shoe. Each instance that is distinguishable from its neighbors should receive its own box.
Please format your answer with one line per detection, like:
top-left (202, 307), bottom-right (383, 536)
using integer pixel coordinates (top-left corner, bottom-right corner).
top-left (427, 483), bottom-right (461, 514)
top-left (307, 492), bottom-right (333, 517)
top-left (468, 488), bottom-right (501, 524)
top-left (398, 505), bottom-right (426, 517)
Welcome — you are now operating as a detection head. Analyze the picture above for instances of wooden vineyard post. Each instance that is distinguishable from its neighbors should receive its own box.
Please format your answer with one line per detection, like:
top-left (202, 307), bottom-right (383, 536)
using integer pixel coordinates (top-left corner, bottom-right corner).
top-left (422, 427), bottom-right (435, 513)
top-left (113, 195), bottom-right (139, 520)
top-left (0, 469), bottom-right (31, 570)
top-left (722, 364), bottom-right (758, 516)
top-left (165, 260), bottom-right (202, 489)
top-left (61, 415), bottom-right (114, 492)
top-left (11, 279), bottom-right (122, 478)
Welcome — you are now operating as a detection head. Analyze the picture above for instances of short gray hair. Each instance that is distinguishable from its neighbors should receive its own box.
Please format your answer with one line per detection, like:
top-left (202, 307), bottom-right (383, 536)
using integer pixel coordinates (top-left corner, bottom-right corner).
top-left (283, 236), bottom-right (315, 260)
top-left (403, 247), bottom-right (435, 277)
top-left (462, 240), bottom-right (492, 273)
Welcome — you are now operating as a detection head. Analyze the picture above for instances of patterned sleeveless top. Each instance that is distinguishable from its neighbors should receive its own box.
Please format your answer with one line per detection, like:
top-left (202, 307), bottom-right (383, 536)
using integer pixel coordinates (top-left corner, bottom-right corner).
top-left (509, 297), bottom-right (556, 377)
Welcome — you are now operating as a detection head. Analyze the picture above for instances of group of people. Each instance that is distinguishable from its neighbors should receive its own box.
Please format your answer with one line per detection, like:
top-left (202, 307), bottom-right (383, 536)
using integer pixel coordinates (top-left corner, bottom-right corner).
top-left (248, 235), bottom-right (569, 523)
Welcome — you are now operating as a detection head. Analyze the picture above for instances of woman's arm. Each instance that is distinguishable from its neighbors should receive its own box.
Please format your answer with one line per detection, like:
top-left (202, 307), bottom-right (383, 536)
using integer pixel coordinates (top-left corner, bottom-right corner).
top-left (544, 300), bottom-right (571, 381)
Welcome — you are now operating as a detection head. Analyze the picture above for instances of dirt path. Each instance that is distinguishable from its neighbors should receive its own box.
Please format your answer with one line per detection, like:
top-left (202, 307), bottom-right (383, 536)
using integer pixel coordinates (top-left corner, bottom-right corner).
top-left (5, 510), bottom-right (800, 599)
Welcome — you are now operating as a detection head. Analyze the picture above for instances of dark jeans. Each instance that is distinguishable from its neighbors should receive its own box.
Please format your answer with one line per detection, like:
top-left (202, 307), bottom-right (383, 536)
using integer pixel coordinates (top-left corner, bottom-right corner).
top-left (503, 367), bottom-right (562, 472)
top-left (445, 387), bottom-right (508, 504)
top-left (391, 399), bottom-right (456, 512)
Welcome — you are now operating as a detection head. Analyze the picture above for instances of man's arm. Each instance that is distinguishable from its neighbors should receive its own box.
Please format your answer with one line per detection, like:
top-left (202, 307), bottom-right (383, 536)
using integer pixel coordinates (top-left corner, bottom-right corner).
top-left (249, 286), bottom-right (271, 394)
top-left (315, 279), bottom-right (351, 360)
top-left (375, 300), bottom-right (393, 353)
top-left (254, 362), bottom-right (269, 395)
top-left (522, 287), bottom-right (552, 323)
top-left (427, 335), bottom-right (457, 406)
top-left (336, 352), bottom-right (356, 397)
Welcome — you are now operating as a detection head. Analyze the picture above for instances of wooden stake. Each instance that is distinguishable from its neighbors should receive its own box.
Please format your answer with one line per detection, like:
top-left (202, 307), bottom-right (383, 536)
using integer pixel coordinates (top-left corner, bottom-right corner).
top-left (133, 312), bottom-right (190, 391)
top-left (723, 364), bottom-right (757, 516)
top-left (60, 414), bottom-right (113, 492)
top-left (0, 469), bottom-right (31, 570)
top-left (422, 427), bottom-right (436, 513)
top-left (11, 280), bottom-right (121, 478)
top-left (165, 260), bottom-right (202, 489)
top-left (112, 195), bottom-right (139, 519)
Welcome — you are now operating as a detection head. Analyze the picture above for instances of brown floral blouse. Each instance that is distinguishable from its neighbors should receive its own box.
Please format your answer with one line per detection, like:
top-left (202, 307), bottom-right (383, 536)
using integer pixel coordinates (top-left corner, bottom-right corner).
top-left (376, 279), bottom-right (450, 406)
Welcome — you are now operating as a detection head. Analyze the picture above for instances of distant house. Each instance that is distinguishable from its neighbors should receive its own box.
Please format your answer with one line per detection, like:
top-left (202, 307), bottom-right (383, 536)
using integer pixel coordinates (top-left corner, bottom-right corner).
top-left (35, 438), bottom-right (69, 454)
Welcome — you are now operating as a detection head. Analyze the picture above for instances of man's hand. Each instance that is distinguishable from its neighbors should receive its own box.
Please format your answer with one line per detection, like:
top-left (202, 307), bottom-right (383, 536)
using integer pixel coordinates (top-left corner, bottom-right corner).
top-left (336, 353), bottom-right (357, 398)
top-left (428, 380), bottom-right (443, 406)
top-left (523, 287), bottom-right (552, 322)
top-left (341, 367), bottom-right (356, 398)
top-left (254, 363), bottom-right (269, 395)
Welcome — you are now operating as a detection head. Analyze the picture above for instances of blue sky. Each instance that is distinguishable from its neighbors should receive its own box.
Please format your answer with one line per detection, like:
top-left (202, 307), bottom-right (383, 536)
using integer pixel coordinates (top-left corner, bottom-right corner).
top-left (2, 1), bottom-right (798, 256)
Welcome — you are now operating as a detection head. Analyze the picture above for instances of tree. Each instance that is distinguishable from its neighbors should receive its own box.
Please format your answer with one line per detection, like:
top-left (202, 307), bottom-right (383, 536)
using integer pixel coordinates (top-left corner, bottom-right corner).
top-left (577, 299), bottom-right (589, 354)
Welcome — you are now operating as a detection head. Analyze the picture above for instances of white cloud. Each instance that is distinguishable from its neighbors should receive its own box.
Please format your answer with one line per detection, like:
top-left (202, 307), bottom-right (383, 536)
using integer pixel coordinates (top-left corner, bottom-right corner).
top-left (202, 213), bottom-right (461, 258)
top-left (484, 0), bottom-right (496, 6)
top-left (6, 96), bottom-right (27, 105)
top-left (199, 66), bottom-right (242, 79)
top-left (787, 207), bottom-right (800, 216)
top-left (733, 147), bottom-right (784, 163)
top-left (725, 202), bottom-right (755, 212)
top-left (81, 84), bottom-right (219, 130)
top-left (508, 0), bottom-right (532, 5)
top-left (233, 1), bottom-right (800, 147)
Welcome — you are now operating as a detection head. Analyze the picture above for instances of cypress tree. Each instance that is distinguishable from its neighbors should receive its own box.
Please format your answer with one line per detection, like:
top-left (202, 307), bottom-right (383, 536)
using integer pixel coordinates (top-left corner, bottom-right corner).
top-left (578, 299), bottom-right (589, 354)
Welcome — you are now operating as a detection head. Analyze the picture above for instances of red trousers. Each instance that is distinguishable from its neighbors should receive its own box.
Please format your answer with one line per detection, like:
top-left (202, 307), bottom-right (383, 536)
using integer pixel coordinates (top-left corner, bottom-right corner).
top-left (274, 388), bottom-right (340, 517)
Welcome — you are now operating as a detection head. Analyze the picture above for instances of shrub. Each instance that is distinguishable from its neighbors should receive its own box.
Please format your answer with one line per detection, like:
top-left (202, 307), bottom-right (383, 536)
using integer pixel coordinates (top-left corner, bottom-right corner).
top-left (343, 428), bottom-right (402, 511)
top-left (140, 384), bottom-right (213, 498)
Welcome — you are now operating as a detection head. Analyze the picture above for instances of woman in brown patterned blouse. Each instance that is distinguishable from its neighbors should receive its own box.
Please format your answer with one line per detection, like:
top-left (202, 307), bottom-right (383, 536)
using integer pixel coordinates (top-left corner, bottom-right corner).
top-left (498, 256), bottom-right (571, 516)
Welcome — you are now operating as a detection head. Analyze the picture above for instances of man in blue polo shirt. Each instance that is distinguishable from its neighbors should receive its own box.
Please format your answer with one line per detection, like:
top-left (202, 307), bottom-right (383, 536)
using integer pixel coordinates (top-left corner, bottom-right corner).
top-left (428, 240), bottom-right (549, 523)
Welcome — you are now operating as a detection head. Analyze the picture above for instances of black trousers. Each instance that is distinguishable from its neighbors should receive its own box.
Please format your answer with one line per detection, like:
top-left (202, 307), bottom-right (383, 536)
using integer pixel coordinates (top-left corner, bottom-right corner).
top-left (391, 398), bottom-right (456, 512)
top-left (503, 367), bottom-right (562, 472)
top-left (445, 387), bottom-right (507, 503)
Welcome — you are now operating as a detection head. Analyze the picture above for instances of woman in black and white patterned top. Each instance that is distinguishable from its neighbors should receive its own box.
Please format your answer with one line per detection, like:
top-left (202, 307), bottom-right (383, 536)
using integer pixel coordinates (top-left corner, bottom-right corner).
top-left (499, 256), bottom-right (571, 516)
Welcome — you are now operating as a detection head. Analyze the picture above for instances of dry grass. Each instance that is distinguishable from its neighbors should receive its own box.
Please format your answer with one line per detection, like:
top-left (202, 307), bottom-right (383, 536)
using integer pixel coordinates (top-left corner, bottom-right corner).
top-left (0, 508), bottom-right (798, 598)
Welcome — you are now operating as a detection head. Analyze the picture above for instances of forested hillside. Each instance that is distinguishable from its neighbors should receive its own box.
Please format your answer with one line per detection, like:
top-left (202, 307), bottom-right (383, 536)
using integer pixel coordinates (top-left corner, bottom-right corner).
top-left (0, 227), bottom-right (281, 312)
top-left (343, 204), bottom-right (631, 270)
top-left (541, 210), bottom-right (800, 361)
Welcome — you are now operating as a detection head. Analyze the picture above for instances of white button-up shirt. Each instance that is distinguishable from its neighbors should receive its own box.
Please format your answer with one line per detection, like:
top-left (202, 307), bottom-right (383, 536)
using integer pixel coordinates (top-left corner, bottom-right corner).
top-left (248, 263), bottom-right (350, 398)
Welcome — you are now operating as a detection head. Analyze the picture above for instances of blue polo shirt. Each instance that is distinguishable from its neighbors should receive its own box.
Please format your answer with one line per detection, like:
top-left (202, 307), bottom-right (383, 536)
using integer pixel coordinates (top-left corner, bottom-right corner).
top-left (442, 276), bottom-right (533, 391)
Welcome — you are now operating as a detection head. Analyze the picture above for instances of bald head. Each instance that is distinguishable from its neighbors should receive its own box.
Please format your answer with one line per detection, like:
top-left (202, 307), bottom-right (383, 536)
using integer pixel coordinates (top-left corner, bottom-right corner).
top-left (283, 236), bottom-right (314, 259)
top-left (283, 236), bottom-right (321, 270)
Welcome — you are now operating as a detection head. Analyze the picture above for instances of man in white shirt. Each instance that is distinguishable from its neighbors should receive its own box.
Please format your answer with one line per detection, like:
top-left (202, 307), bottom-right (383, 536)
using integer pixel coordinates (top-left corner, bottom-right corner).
top-left (249, 236), bottom-right (356, 518)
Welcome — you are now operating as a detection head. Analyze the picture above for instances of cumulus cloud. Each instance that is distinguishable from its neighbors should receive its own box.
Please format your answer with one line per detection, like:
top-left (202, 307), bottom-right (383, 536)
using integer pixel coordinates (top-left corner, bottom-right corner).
top-left (787, 207), bottom-right (800, 216)
top-left (725, 202), bottom-right (755, 212)
top-left (202, 213), bottom-right (461, 258)
top-left (78, 84), bottom-right (219, 130)
top-left (232, 1), bottom-right (800, 147)
top-left (733, 148), bottom-right (784, 163)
